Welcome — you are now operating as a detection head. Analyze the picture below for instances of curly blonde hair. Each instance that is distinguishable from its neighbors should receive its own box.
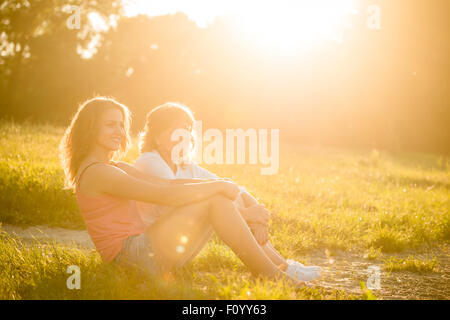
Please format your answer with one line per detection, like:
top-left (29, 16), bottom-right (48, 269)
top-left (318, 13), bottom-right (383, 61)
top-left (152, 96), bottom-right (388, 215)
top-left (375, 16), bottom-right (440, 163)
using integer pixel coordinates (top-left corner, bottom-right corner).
top-left (59, 97), bottom-right (132, 189)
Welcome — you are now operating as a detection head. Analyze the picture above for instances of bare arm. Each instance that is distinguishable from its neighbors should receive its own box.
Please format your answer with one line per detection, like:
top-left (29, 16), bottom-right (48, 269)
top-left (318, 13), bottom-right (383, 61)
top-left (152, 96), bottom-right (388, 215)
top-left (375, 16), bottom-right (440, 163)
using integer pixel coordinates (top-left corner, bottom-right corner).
top-left (240, 191), bottom-right (259, 207)
top-left (82, 163), bottom-right (239, 207)
top-left (114, 161), bottom-right (214, 185)
top-left (238, 191), bottom-right (271, 226)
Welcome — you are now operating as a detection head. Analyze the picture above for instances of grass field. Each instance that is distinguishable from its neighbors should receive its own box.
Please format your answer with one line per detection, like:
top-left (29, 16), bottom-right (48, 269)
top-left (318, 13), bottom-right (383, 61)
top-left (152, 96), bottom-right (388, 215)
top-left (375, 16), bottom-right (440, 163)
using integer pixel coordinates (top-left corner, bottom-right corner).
top-left (0, 120), bottom-right (449, 299)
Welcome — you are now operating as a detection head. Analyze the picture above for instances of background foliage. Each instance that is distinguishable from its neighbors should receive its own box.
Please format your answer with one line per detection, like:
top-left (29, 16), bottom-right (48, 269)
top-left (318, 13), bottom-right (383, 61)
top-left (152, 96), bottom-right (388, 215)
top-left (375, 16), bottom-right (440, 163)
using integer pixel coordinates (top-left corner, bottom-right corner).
top-left (0, 0), bottom-right (449, 153)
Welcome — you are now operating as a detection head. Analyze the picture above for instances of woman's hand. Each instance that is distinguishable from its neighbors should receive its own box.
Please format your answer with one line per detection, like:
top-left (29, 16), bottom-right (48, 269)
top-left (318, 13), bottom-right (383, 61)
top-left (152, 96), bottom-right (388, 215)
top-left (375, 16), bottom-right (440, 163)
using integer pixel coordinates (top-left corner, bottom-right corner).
top-left (249, 222), bottom-right (269, 245)
top-left (240, 204), bottom-right (271, 226)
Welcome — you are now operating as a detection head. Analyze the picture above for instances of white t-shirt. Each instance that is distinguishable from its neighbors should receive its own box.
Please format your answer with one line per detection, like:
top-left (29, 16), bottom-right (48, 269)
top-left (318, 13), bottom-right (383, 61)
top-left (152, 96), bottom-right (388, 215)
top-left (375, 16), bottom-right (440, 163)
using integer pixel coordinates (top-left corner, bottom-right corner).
top-left (134, 151), bottom-right (219, 180)
top-left (133, 151), bottom-right (246, 226)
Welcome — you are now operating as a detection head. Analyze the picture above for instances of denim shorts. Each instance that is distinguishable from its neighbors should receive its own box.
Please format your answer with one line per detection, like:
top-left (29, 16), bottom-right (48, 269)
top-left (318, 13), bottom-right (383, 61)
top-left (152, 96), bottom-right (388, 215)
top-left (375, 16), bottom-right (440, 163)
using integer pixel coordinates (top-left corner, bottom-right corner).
top-left (114, 233), bottom-right (159, 275)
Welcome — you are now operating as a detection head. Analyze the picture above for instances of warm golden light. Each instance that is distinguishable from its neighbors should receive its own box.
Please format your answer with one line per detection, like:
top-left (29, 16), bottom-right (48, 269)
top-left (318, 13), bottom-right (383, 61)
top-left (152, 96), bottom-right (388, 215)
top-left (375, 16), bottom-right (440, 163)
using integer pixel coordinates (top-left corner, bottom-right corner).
top-left (124, 0), bottom-right (356, 52)
top-left (180, 235), bottom-right (189, 244)
top-left (176, 245), bottom-right (186, 254)
top-left (233, 0), bottom-right (356, 52)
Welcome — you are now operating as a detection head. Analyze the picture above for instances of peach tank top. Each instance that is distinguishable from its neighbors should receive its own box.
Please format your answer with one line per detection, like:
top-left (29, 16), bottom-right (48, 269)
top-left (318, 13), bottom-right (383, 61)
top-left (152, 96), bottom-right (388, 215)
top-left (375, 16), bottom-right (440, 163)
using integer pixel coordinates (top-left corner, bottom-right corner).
top-left (75, 162), bottom-right (147, 262)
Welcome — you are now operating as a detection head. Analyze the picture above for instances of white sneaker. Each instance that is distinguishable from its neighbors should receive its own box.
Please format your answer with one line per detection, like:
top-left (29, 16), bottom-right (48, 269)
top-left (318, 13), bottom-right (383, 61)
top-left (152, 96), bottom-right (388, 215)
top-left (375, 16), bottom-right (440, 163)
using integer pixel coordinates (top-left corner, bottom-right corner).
top-left (285, 263), bottom-right (321, 282)
top-left (287, 259), bottom-right (322, 272)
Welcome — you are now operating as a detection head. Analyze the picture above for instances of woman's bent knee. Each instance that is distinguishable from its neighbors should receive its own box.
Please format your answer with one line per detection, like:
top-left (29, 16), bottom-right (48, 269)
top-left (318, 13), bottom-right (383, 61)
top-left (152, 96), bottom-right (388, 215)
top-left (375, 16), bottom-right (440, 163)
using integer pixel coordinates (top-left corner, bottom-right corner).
top-left (210, 194), bottom-right (235, 207)
top-left (208, 194), bottom-right (238, 218)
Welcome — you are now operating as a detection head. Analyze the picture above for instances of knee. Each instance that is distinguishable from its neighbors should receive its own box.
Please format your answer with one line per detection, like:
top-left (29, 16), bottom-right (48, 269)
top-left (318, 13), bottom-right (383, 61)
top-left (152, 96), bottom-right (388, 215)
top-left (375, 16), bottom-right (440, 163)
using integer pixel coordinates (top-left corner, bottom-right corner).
top-left (208, 194), bottom-right (238, 215)
top-left (209, 194), bottom-right (234, 207)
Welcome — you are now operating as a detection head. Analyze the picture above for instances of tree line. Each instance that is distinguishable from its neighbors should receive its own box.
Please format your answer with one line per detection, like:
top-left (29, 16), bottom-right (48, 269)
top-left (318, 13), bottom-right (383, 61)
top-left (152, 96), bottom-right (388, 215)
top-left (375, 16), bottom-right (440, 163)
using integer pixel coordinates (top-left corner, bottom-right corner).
top-left (1, 0), bottom-right (449, 153)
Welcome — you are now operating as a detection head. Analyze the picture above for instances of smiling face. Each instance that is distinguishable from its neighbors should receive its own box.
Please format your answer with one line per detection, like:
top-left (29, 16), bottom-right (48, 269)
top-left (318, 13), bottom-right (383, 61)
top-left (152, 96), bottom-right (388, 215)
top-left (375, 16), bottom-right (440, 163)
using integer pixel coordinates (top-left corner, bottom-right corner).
top-left (96, 108), bottom-right (125, 152)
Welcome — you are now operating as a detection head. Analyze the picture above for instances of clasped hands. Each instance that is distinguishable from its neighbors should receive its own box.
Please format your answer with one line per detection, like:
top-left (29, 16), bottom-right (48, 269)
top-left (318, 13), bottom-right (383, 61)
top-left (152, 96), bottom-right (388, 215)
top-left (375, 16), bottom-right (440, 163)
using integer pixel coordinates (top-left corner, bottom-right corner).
top-left (211, 178), bottom-right (272, 246)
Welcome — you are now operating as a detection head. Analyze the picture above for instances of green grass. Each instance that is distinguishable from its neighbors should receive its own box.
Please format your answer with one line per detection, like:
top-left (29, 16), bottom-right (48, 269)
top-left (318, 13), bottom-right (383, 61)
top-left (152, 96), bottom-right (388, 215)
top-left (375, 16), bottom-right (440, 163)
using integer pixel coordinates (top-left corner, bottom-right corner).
top-left (0, 119), bottom-right (449, 299)
top-left (0, 120), bottom-right (83, 228)
top-left (364, 247), bottom-right (382, 261)
top-left (0, 231), bottom-right (361, 300)
top-left (1, 120), bottom-right (448, 251)
top-left (207, 143), bottom-right (450, 254)
top-left (383, 255), bottom-right (438, 274)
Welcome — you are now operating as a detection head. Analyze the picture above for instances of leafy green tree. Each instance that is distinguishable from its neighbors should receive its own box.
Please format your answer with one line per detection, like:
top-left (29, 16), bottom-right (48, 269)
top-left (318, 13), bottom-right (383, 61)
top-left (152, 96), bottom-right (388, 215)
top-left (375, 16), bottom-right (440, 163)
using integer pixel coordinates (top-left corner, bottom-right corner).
top-left (0, 0), bottom-right (120, 118)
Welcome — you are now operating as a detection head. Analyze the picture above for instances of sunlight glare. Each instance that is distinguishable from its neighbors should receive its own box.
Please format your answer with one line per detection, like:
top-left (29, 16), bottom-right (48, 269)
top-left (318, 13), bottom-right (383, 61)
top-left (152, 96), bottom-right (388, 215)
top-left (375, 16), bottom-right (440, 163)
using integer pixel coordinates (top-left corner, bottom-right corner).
top-left (234, 0), bottom-right (357, 52)
top-left (123, 0), bottom-right (357, 52)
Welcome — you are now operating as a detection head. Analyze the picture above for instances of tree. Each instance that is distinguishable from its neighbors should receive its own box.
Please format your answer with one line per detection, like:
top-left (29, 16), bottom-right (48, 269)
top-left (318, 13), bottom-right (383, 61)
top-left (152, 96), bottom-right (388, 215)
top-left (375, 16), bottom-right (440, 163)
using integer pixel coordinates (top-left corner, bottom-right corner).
top-left (0, 0), bottom-right (120, 118)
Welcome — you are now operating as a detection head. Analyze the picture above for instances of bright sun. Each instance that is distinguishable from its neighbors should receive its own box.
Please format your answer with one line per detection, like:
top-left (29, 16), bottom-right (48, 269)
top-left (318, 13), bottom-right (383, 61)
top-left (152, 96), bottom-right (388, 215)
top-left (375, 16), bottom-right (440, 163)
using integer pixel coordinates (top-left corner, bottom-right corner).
top-left (123, 0), bottom-right (357, 52)
top-left (235, 0), bottom-right (356, 52)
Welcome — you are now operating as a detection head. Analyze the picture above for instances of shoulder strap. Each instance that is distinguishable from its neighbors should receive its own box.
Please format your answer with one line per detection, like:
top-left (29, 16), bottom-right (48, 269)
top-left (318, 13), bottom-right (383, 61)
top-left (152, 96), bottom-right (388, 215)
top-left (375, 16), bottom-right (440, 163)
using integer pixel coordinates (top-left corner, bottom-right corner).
top-left (76, 161), bottom-right (110, 187)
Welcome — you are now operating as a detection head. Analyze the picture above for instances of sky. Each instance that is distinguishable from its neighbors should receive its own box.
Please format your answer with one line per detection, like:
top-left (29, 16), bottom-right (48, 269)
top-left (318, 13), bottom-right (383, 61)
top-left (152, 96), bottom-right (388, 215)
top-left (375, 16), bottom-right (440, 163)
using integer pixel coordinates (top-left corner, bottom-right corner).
top-left (120, 0), bottom-right (358, 52)
top-left (121, 0), bottom-right (357, 28)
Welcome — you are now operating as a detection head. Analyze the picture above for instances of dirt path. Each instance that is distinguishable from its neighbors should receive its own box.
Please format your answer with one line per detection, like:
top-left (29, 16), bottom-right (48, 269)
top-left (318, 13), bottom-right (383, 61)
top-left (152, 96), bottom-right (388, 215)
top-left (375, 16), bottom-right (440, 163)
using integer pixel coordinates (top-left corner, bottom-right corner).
top-left (1, 223), bottom-right (94, 249)
top-left (1, 223), bottom-right (449, 300)
top-left (305, 248), bottom-right (450, 300)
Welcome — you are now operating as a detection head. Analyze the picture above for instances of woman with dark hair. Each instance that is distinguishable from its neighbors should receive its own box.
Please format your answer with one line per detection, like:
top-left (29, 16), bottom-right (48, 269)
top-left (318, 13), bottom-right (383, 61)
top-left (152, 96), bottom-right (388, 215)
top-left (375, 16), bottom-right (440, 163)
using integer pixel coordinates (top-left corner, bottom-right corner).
top-left (60, 97), bottom-right (302, 285)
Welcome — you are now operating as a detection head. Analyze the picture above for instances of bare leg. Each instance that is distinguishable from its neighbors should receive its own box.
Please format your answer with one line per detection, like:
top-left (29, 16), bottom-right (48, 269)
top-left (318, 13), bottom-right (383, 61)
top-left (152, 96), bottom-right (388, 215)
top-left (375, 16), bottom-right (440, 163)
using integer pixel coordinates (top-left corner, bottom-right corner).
top-left (146, 199), bottom-right (214, 271)
top-left (234, 195), bottom-right (288, 270)
top-left (146, 195), bottom-right (290, 280)
top-left (262, 242), bottom-right (289, 270)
